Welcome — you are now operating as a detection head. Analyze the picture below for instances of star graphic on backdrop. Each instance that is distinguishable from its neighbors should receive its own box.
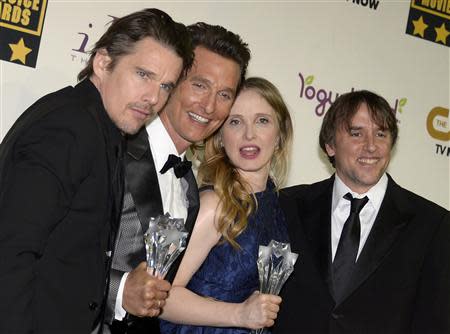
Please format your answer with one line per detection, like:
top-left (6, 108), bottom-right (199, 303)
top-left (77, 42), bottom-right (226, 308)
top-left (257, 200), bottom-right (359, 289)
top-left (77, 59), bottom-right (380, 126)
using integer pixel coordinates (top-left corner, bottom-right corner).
top-left (412, 16), bottom-right (428, 38)
top-left (9, 38), bottom-right (32, 64)
top-left (434, 23), bottom-right (450, 44)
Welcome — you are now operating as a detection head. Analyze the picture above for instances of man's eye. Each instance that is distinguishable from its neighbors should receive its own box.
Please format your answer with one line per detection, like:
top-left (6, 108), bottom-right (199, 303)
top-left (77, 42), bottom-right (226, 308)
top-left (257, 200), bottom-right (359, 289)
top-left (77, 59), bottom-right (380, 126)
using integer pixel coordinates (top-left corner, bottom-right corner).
top-left (136, 70), bottom-right (147, 78)
top-left (160, 83), bottom-right (173, 92)
top-left (193, 82), bottom-right (205, 89)
top-left (229, 119), bottom-right (240, 125)
top-left (219, 91), bottom-right (232, 100)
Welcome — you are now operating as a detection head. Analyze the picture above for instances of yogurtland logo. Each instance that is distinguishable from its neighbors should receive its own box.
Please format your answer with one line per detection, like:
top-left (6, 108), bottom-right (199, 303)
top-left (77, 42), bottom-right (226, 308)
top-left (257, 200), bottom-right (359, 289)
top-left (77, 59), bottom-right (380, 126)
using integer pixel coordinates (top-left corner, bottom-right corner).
top-left (298, 71), bottom-right (407, 117)
top-left (427, 106), bottom-right (450, 157)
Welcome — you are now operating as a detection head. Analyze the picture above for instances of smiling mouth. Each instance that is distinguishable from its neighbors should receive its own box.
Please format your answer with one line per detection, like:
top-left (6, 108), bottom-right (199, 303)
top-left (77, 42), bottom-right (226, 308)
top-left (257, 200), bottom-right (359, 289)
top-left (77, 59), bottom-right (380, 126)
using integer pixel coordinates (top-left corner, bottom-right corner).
top-left (358, 158), bottom-right (379, 165)
top-left (188, 112), bottom-right (209, 124)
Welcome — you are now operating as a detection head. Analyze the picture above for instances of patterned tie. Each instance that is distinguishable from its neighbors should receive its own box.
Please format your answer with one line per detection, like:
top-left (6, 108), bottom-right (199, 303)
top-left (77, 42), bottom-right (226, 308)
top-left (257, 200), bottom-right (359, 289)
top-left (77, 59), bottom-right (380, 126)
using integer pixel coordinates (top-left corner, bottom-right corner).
top-left (160, 154), bottom-right (192, 178)
top-left (332, 193), bottom-right (369, 302)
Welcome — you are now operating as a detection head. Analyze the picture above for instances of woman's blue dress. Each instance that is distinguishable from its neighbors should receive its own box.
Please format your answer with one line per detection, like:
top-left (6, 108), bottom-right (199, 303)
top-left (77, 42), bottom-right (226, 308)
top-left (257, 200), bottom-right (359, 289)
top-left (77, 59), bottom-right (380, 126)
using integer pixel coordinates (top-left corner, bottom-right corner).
top-left (160, 180), bottom-right (289, 333)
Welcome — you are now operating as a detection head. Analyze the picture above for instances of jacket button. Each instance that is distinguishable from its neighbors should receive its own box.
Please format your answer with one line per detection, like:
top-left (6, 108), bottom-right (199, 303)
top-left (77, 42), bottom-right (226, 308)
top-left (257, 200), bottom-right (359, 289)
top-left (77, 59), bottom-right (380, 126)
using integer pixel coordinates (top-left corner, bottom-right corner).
top-left (331, 312), bottom-right (343, 319)
top-left (89, 302), bottom-right (98, 311)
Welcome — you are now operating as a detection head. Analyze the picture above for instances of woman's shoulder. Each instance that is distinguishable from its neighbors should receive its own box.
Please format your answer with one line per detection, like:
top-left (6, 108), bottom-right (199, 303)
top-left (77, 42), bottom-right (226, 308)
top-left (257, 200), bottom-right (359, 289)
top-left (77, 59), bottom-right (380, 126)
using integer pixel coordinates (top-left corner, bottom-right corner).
top-left (199, 186), bottom-right (220, 207)
top-left (197, 188), bottom-right (222, 236)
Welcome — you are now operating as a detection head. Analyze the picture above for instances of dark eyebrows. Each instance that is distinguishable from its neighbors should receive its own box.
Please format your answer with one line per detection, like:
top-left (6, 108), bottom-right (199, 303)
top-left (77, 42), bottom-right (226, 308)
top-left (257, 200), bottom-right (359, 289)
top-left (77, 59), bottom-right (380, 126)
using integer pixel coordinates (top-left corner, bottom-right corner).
top-left (135, 66), bottom-right (153, 76)
top-left (347, 125), bottom-right (387, 132)
top-left (190, 75), bottom-right (211, 86)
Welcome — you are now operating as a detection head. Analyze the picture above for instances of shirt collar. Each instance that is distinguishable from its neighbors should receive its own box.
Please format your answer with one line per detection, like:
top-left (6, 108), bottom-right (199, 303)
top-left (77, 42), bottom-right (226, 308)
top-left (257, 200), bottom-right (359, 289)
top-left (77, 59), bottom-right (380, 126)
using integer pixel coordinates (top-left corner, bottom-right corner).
top-left (332, 173), bottom-right (388, 213)
top-left (145, 116), bottom-right (185, 172)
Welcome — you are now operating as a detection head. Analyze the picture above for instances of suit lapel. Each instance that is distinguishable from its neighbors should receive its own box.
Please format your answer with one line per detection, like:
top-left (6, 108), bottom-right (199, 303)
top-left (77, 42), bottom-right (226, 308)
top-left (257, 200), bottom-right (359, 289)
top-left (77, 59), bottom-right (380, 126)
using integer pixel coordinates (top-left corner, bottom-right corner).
top-left (279, 191), bottom-right (301, 252)
top-left (86, 103), bottom-right (123, 236)
top-left (125, 127), bottom-right (163, 232)
top-left (300, 178), bottom-right (334, 292)
top-left (337, 176), bottom-right (409, 304)
top-left (183, 168), bottom-right (200, 234)
top-left (163, 166), bottom-right (199, 283)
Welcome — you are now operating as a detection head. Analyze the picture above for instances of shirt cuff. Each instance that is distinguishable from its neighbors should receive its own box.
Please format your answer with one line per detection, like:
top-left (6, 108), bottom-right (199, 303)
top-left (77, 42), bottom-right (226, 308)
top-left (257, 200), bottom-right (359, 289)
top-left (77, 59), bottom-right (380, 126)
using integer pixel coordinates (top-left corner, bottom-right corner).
top-left (114, 272), bottom-right (129, 320)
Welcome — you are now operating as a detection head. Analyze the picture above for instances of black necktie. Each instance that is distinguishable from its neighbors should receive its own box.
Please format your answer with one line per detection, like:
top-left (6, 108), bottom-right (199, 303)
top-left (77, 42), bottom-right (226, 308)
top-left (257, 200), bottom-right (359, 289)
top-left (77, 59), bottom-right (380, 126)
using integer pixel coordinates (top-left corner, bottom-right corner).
top-left (332, 193), bottom-right (368, 302)
top-left (160, 154), bottom-right (192, 178)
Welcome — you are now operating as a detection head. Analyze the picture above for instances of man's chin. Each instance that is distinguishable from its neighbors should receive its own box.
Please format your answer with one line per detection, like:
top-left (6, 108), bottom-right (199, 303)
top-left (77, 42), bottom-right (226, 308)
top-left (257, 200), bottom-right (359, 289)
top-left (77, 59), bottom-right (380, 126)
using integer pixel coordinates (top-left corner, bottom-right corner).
top-left (119, 122), bottom-right (143, 135)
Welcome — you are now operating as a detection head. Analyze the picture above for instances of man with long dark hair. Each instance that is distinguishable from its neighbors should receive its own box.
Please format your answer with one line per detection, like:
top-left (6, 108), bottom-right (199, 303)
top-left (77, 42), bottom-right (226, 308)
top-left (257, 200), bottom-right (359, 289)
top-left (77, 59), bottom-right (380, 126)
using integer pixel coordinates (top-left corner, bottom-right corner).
top-left (0, 8), bottom-right (193, 334)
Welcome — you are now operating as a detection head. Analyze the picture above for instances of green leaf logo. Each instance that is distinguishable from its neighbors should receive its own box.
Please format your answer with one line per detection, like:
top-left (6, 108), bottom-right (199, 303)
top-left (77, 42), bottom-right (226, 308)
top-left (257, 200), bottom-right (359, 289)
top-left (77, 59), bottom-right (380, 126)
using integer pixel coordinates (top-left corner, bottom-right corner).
top-left (305, 75), bottom-right (314, 85)
top-left (398, 98), bottom-right (407, 113)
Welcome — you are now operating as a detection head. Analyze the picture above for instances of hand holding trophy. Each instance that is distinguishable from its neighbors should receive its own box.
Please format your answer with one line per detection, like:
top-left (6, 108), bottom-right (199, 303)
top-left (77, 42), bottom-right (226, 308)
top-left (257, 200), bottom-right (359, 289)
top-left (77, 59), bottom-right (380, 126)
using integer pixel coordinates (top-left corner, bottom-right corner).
top-left (252, 240), bottom-right (298, 334)
top-left (143, 213), bottom-right (188, 278)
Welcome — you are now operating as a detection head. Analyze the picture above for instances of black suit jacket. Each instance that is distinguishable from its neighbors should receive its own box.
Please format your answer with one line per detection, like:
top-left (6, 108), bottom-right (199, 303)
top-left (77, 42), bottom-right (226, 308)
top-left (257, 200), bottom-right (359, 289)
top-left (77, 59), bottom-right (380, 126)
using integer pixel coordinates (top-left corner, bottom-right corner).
top-left (274, 175), bottom-right (450, 334)
top-left (106, 126), bottom-right (200, 333)
top-left (0, 80), bottom-right (123, 334)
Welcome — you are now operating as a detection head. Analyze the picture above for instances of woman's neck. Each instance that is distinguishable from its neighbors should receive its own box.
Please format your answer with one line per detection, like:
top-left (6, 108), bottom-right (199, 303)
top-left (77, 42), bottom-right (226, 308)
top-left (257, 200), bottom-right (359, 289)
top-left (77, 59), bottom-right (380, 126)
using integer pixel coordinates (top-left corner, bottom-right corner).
top-left (239, 169), bottom-right (269, 193)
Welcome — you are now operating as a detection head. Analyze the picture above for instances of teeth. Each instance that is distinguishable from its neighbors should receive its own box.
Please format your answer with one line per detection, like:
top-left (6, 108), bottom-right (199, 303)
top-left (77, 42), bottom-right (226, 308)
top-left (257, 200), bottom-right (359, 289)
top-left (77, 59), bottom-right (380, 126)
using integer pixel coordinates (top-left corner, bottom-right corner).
top-left (359, 158), bottom-right (378, 164)
top-left (189, 112), bottom-right (209, 124)
top-left (241, 147), bottom-right (258, 152)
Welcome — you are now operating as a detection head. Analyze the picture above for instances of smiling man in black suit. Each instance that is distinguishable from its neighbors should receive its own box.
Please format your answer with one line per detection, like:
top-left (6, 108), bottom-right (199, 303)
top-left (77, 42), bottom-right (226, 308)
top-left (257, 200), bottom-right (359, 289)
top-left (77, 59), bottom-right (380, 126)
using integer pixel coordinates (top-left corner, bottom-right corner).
top-left (104, 22), bottom-right (251, 334)
top-left (275, 90), bottom-right (450, 334)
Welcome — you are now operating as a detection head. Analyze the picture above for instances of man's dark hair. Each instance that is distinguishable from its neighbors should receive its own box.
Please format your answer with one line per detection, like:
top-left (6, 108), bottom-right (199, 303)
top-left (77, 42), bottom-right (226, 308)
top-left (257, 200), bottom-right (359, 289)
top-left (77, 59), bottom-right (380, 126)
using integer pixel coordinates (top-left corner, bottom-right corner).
top-left (78, 8), bottom-right (193, 81)
top-left (188, 22), bottom-right (251, 90)
top-left (319, 90), bottom-right (398, 166)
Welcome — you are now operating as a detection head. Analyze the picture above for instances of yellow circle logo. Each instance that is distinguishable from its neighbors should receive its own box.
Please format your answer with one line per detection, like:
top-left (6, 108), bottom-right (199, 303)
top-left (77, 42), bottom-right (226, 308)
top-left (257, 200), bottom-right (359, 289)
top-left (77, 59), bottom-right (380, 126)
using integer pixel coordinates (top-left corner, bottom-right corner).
top-left (427, 107), bottom-right (450, 141)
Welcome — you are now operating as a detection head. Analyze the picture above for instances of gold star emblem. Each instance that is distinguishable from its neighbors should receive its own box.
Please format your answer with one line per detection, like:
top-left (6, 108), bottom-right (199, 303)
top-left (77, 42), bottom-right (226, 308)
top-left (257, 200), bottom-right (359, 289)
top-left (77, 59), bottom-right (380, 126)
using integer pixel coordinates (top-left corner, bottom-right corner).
top-left (434, 23), bottom-right (450, 44)
top-left (9, 38), bottom-right (32, 65)
top-left (412, 16), bottom-right (428, 38)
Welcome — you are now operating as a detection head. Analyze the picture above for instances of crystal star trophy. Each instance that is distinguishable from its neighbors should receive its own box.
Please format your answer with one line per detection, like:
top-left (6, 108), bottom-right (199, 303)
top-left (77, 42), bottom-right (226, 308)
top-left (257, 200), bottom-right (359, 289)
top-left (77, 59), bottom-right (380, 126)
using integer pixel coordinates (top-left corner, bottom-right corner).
top-left (143, 213), bottom-right (188, 278)
top-left (252, 240), bottom-right (299, 334)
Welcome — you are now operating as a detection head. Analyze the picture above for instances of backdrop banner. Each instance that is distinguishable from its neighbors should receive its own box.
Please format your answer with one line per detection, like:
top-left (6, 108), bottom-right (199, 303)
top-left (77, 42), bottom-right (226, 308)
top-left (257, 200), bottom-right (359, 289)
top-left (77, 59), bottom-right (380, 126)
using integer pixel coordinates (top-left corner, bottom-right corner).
top-left (1, 0), bottom-right (448, 208)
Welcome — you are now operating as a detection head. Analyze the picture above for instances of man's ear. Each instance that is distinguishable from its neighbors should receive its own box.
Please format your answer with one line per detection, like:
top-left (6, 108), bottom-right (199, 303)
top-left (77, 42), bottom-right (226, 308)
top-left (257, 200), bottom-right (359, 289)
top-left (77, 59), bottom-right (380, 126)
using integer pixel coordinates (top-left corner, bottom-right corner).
top-left (325, 142), bottom-right (336, 157)
top-left (92, 48), bottom-right (112, 78)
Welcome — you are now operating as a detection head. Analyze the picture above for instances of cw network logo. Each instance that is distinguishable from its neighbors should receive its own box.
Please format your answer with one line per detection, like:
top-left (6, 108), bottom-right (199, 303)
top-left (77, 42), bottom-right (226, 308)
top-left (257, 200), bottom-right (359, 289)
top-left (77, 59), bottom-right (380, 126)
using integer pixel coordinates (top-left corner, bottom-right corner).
top-left (427, 107), bottom-right (450, 157)
top-left (298, 71), bottom-right (407, 118)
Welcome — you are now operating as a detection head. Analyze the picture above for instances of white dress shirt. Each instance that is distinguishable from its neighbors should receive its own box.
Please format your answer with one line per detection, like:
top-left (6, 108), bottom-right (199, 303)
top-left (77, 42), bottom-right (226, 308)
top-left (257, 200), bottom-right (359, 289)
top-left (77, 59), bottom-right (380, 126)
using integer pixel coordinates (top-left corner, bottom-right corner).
top-left (115, 116), bottom-right (189, 319)
top-left (331, 174), bottom-right (388, 262)
top-left (146, 116), bottom-right (189, 222)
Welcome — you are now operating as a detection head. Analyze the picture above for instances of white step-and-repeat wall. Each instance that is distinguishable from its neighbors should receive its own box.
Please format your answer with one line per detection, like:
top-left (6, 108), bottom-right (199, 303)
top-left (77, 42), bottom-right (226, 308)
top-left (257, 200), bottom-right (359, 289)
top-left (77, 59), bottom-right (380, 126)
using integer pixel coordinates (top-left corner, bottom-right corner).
top-left (1, 0), bottom-right (449, 209)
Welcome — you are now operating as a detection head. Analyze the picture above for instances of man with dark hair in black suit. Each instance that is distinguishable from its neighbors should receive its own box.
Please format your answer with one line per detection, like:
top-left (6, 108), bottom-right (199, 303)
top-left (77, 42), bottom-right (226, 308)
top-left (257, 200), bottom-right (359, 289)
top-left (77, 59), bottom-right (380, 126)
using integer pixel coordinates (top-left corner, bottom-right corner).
top-left (275, 90), bottom-right (450, 334)
top-left (0, 8), bottom-right (193, 334)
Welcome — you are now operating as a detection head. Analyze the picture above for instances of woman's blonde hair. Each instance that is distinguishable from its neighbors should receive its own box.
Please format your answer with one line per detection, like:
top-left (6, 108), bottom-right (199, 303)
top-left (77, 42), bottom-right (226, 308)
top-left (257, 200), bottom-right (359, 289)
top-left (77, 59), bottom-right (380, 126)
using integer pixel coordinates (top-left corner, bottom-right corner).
top-left (197, 77), bottom-right (293, 249)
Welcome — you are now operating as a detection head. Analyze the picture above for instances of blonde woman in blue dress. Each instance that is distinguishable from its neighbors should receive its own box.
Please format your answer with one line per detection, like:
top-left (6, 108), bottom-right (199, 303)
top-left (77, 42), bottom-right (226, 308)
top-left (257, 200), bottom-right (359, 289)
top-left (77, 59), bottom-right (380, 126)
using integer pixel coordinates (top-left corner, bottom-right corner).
top-left (159, 77), bottom-right (293, 333)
